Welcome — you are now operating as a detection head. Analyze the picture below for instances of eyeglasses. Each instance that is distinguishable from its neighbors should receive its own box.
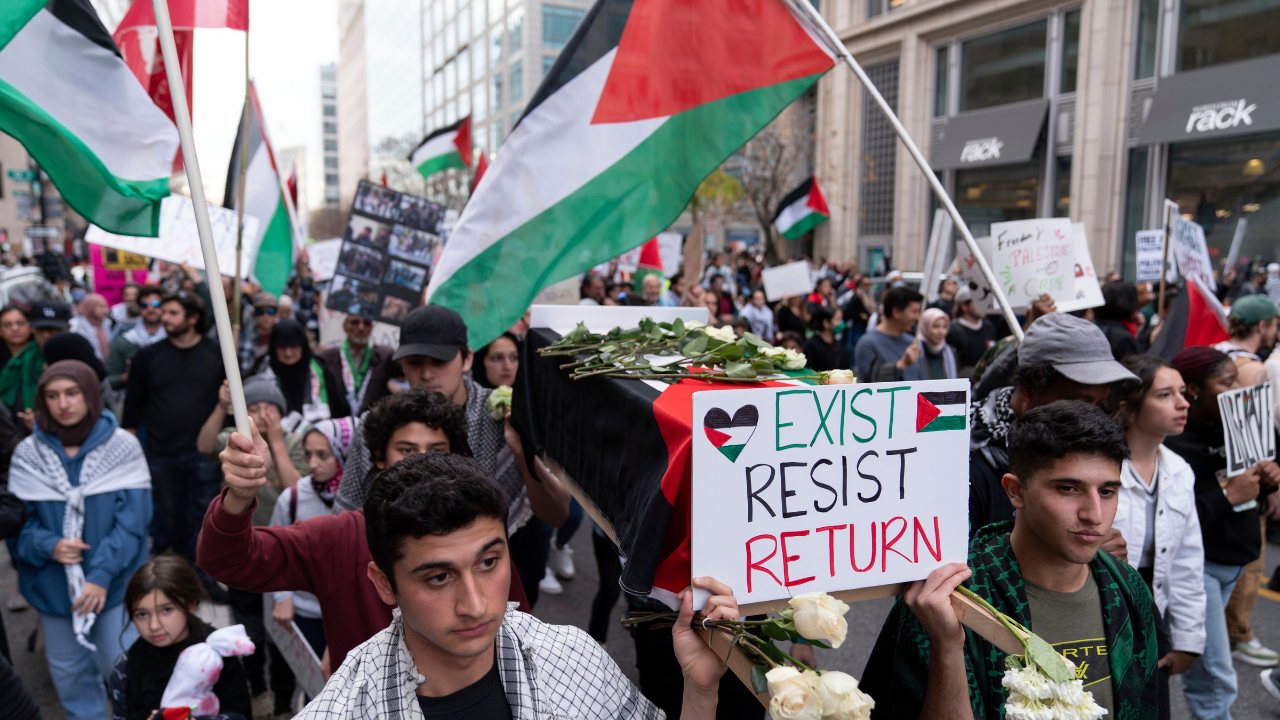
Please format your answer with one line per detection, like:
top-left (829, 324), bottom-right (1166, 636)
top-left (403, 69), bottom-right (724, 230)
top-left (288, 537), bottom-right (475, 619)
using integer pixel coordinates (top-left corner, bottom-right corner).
top-left (255, 307), bottom-right (277, 316)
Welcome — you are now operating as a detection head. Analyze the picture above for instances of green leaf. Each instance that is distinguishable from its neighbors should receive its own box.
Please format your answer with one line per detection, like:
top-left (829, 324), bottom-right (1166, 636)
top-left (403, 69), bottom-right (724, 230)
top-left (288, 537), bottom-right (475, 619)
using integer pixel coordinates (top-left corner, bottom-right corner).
top-left (683, 336), bottom-right (708, 356)
top-left (671, 318), bottom-right (685, 336)
top-left (759, 640), bottom-right (787, 665)
top-left (725, 361), bottom-right (757, 379)
top-left (719, 344), bottom-right (746, 361)
top-left (742, 332), bottom-right (767, 347)
top-left (1026, 634), bottom-right (1073, 683)
top-left (750, 664), bottom-right (769, 694)
top-left (762, 622), bottom-right (790, 641)
top-left (1005, 654), bottom-right (1026, 671)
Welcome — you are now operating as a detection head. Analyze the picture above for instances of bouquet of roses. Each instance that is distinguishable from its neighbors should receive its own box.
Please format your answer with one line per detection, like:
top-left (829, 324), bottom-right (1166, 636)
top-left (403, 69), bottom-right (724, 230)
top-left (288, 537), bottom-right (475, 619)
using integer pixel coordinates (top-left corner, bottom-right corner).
top-left (627, 591), bottom-right (873, 720)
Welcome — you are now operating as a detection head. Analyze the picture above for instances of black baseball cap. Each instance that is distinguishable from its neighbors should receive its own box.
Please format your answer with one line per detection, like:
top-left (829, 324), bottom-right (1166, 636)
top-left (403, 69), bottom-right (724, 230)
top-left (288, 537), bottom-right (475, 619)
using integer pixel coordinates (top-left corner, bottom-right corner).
top-left (393, 304), bottom-right (469, 362)
top-left (29, 298), bottom-right (71, 329)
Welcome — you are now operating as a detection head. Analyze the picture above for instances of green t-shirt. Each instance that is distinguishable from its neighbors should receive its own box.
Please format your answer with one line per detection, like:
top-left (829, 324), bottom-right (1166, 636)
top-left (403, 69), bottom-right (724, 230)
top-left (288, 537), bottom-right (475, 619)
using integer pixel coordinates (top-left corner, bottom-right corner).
top-left (1025, 575), bottom-right (1114, 718)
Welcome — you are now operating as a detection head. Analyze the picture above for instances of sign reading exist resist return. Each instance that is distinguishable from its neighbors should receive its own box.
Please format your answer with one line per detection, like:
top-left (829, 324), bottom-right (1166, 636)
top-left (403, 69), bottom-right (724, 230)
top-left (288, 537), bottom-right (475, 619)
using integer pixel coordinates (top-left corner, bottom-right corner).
top-left (690, 380), bottom-right (971, 609)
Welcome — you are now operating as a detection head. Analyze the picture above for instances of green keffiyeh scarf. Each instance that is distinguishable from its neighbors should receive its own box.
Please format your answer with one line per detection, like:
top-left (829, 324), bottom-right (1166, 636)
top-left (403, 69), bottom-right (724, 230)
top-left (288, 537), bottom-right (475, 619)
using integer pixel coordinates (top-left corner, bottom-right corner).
top-left (862, 522), bottom-right (1160, 720)
top-left (0, 342), bottom-right (42, 412)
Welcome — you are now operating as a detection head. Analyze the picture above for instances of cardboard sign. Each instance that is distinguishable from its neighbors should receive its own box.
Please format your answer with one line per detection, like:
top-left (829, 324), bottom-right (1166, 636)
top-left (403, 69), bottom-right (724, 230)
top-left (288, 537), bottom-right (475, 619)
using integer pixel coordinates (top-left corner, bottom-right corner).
top-left (989, 218), bottom-right (1076, 309)
top-left (1169, 216), bottom-right (1216, 291)
top-left (657, 232), bottom-right (684, 278)
top-left (307, 238), bottom-right (342, 281)
top-left (263, 595), bottom-right (325, 698)
top-left (1218, 382), bottom-right (1275, 477)
top-left (955, 238), bottom-right (1001, 315)
top-left (1054, 223), bottom-right (1105, 314)
top-left (1134, 230), bottom-right (1167, 282)
top-left (86, 196), bottom-right (261, 279)
top-left (326, 180), bottom-right (444, 325)
top-left (761, 261), bottom-right (815, 302)
top-left (690, 380), bottom-right (971, 609)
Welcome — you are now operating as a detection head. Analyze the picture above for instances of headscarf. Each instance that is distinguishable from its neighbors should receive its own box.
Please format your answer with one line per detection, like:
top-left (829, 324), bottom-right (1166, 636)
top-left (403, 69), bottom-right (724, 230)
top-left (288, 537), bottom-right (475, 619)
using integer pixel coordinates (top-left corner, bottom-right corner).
top-left (303, 416), bottom-right (355, 504)
top-left (268, 320), bottom-right (313, 416)
top-left (0, 341), bottom-right (43, 412)
top-left (921, 307), bottom-right (950, 354)
top-left (43, 332), bottom-right (108, 381)
top-left (78, 294), bottom-right (110, 360)
top-left (35, 360), bottom-right (104, 447)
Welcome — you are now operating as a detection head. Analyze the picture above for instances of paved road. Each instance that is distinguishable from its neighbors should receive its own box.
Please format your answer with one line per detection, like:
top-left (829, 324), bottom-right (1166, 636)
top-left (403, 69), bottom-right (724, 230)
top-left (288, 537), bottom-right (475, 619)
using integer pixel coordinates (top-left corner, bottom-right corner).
top-left (9, 532), bottom-right (1280, 719)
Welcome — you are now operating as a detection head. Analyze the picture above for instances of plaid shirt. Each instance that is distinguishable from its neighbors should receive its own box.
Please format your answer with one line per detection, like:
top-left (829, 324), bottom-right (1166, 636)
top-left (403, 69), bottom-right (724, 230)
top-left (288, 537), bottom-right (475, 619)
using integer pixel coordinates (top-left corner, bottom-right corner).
top-left (298, 605), bottom-right (662, 720)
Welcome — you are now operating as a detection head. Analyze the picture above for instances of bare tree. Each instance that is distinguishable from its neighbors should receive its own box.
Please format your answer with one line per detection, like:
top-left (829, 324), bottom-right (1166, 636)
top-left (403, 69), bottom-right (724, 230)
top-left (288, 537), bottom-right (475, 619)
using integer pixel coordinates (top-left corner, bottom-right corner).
top-left (734, 94), bottom-right (815, 264)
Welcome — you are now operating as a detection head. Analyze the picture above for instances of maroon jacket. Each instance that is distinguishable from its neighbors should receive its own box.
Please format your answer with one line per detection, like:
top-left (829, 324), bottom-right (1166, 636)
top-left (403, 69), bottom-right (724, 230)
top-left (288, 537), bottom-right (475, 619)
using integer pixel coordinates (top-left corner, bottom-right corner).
top-left (197, 489), bottom-right (529, 670)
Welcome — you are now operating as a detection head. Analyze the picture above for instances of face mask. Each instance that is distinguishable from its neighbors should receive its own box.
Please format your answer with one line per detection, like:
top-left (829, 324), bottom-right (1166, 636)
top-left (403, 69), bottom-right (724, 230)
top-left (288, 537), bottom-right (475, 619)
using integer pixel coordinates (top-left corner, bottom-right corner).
top-left (832, 321), bottom-right (847, 334)
top-left (71, 289), bottom-right (86, 302)
top-left (891, 281), bottom-right (905, 288)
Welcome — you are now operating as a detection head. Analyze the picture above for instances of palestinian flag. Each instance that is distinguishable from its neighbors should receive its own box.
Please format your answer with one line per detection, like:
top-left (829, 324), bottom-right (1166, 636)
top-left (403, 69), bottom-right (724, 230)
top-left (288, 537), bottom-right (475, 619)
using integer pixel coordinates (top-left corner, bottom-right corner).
top-left (224, 82), bottom-right (294, 296)
top-left (0, 0), bottom-right (179, 236)
top-left (916, 390), bottom-right (967, 433)
top-left (426, 0), bottom-right (836, 348)
top-left (1149, 277), bottom-right (1229, 359)
top-left (633, 237), bottom-right (664, 287)
top-left (412, 116), bottom-right (472, 179)
top-left (703, 404), bottom-right (759, 462)
top-left (773, 176), bottom-right (830, 241)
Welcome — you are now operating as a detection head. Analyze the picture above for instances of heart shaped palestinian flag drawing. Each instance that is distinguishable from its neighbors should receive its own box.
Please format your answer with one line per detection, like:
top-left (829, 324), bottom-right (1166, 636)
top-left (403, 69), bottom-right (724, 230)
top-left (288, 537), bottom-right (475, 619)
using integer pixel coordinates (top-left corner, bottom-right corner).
top-left (703, 405), bottom-right (759, 463)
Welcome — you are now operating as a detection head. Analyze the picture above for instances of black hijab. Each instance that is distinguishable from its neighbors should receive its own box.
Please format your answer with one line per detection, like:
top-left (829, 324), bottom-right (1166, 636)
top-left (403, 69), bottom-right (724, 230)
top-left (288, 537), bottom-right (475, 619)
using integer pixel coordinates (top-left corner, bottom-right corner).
top-left (43, 332), bottom-right (107, 381)
top-left (268, 320), bottom-right (312, 415)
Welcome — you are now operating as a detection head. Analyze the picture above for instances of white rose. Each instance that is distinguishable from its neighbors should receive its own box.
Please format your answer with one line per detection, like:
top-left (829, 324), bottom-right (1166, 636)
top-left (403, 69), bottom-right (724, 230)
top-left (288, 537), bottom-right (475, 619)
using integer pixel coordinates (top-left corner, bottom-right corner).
top-left (1001, 667), bottom-right (1052, 701)
top-left (1003, 692), bottom-right (1055, 720)
top-left (1048, 679), bottom-right (1085, 706)
top-left (683, 320), bottom-right (706, 330)
top-left (781, 349), bottom-right (808, 370)
top-left (789, 592), bottom-right (850, 648)
top-left (704, 325), bottom-right (737, 343)
top-left (766, 667), bottom-right (822, 720)
top-left (815, 671), bottom-right (874, 720)
top-left (823, 369), bottom-right (854, 385)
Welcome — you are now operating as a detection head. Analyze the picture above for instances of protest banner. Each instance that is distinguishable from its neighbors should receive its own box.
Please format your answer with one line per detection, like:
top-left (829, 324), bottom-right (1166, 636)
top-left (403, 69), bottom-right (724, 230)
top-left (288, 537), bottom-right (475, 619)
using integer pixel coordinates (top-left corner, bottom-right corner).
top-left (326, 179), bottom-right (444, 326)
top-left (531, 277), bottom-right (581, 305)
top-left (690, 379), bottom-right (971, 611)
top-left (89, 244), bottom-right (149, 305)
top-left (1054, 223), bottom-right (1105, 314)
top-left (989, 218), bottom-right (1076, 309)
top-left (1218, 382), bottom-right (1275, 478)
top-left (263, 596), bottom-right (324, 698)
top-left (307, 238), bottom-right (342, 281)
top-left (86, 196), bottom-right (261, 279)
top-left (657, 232), bottom-right (684, 277)
top-left (761, 260), bottom-right (815, 302)
top-left (1135, 230), bottom-right (1167, 282)
top-left (1169, 214), bottom-right (1216, 291)
top-left (955, 237), bottom-right (1001, 314)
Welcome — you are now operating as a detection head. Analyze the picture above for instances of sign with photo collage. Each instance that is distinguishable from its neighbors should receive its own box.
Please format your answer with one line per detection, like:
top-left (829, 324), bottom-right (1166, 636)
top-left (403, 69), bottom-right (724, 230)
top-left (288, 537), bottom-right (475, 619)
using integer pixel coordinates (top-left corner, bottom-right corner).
top-left (326, 180), bottom-right (445, 325)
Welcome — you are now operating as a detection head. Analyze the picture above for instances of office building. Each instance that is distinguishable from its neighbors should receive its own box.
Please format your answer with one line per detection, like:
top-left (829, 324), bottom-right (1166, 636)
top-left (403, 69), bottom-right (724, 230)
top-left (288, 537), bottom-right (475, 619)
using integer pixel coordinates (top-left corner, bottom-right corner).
top-left (320, 64), bottom-right (340, 207)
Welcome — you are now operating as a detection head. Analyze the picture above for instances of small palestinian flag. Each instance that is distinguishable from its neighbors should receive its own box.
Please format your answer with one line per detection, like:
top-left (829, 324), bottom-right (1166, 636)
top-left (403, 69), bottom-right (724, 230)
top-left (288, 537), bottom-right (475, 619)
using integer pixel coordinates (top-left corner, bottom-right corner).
top-left (703, 405), bottom-right (759, 462)
top-left (411, 116), bottom-right (472, 179)
top-left (916, 391), bottom-right (967, 433)
top-left (772, 176), bottom-right (830, 241)
top-left (224, 82), bottom-right (294, 296)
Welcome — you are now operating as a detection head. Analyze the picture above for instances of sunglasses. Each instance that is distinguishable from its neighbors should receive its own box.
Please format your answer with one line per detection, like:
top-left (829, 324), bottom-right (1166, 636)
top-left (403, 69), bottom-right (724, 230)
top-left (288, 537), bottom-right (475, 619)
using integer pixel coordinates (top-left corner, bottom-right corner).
top-left (142, 299), bottom-right (162, 308)
top-left (255, 307), bottom-right (278, 316)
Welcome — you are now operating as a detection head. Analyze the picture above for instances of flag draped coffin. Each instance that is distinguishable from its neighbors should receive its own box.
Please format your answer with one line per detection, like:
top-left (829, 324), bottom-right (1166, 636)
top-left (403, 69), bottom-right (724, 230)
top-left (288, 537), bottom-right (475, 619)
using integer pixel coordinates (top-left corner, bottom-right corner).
top-left (425, 0), bottom-right (836, 349)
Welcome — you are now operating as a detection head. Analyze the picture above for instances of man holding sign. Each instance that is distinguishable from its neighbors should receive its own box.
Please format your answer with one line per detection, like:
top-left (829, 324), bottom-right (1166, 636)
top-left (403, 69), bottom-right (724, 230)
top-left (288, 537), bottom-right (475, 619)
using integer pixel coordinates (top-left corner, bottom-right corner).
top-left (862, 402), bottom-right (1161, 720)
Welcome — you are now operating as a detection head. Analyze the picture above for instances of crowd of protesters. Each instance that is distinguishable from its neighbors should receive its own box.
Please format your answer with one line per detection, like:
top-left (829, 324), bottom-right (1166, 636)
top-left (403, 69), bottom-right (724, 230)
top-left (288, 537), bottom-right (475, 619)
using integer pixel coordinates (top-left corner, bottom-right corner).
top-left (0, 241), bottom-right (1277, 720)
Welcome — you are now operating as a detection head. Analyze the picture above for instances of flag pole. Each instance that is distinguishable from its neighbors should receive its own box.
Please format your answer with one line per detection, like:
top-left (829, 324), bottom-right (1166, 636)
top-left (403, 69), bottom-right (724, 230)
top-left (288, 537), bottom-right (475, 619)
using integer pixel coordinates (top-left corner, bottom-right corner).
top-left (787, 0), bottom-right (1024, 342)
top-left (233, 36), bottom-right (250, 335)
top-left (151, 0), bottom-right (251, 437)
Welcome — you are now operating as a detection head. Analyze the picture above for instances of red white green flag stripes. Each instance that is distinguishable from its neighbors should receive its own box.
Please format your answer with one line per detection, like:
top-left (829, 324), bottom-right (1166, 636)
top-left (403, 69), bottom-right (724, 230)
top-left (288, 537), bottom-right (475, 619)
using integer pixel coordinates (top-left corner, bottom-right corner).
top-left (412, 116), bottom-right (472, 179)
top-left (773, 175), bottom-right (830, 241)
top-left (425, 0), bottom-right (836, 348)
top-left (0, 0), bottom-right (179, 237)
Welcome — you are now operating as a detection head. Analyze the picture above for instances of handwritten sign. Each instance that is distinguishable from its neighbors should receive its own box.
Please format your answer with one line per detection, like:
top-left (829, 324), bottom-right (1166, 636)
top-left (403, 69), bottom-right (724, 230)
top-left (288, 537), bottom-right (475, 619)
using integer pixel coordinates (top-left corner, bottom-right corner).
top-left (989, 218), bottom-right (1076, 309)
top-left (1218, 382), bottom-right (1275, 478)
top-left (955, 238), bottom-right (1001, 315)
top-left (690, 380), bottom-right (971, 608)
top-left (1135, 230), bottom-right (1168, 283)
top-left (762, 261), bottom-right (816, 302)
top-left (86, 196), bottom-right (261, 279)
top-left (1170, 216), bottom-right (1216, 291)
top-left (89, 245), bottom-right (149, 305)
top-left (263, 595), bottom-right (325, 698)
top-left (1054, 223), bottom-right (1105, 314)
top-left (307, 238), bottom-right (342, 281)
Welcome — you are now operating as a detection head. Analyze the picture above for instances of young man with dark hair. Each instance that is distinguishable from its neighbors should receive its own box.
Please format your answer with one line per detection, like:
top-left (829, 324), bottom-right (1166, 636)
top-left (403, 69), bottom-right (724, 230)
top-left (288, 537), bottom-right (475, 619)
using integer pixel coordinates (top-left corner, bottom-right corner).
top-left (296, 451), bottom-right (736, 720)
top-left (1215, 294), bottom-right (1278, 387)
top-left (200, 389), bottom-right (527, 673)
top-left (969, 313), bottom-right (1138, 534)
top-left (107, 285), bottom-right (167, 392)
top-left (853, 285), bottom-right (924, 382)
top-left (863, 401), bottom-right (1162, 720)
top-left (123, 291), bottom-right (224, 577)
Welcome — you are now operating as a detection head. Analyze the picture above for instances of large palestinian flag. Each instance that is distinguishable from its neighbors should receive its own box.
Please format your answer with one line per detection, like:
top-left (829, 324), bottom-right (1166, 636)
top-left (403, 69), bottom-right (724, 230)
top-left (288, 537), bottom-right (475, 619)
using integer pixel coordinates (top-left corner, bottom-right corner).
top-left (412, 116), bottom-right (473, 178)
top-left (0, 0), bottom-right (179, 236)
top-left (426, 0), bottom-right (836, 348)
top-left (223, 82), bottom-right (294, 296)
top-left (773, 175), bottom-right (830, 240)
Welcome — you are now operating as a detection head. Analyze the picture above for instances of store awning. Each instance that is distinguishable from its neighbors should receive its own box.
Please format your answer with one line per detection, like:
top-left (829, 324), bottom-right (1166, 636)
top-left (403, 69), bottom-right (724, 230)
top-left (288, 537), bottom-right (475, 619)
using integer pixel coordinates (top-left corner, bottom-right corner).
top-left (1137, 55), bottom-right (1280, 144)
top-left (931, 99), bottom-right (1048, 170)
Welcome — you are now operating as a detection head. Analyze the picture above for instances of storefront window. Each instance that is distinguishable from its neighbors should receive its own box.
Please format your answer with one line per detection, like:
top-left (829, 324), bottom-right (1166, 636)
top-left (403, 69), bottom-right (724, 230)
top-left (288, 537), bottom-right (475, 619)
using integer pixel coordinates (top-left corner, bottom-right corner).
top-left (1060, 10), bottom-right (1080, 93)
top-left (1054, 156), bottom-right (1072, 217)
top-left (934, 46), bottom-right (948, 117)
top-left (961, 19), bottom-right (1047, 112)
top-left (954, 161), bottom-right (1041, 237)
top-left (1179, 0), bottom-right (1280, 72)
top-left (1121, 147), bottom-right (1149, 279)
top-left (1167, 131), bottom-right (1280, 264)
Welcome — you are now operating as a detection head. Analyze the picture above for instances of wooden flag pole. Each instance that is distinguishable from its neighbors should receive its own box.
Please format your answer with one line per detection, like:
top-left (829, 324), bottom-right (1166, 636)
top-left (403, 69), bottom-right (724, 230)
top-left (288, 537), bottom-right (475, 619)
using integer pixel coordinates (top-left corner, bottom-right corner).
top-left (1157, 200), bottom-right (1177, 320)
top-left (232, 34), bottom-right (250, 334)
top-left (787, 0), bottom-right (1024, 342)
top-left (151, 0), bottom-right (251, 438)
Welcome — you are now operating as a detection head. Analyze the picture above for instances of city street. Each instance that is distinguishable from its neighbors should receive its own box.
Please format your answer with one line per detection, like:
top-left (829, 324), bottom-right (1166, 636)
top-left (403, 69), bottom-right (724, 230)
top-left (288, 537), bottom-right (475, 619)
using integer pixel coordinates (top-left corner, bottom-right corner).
top-left (8, 528), bottom-right (1280, 719)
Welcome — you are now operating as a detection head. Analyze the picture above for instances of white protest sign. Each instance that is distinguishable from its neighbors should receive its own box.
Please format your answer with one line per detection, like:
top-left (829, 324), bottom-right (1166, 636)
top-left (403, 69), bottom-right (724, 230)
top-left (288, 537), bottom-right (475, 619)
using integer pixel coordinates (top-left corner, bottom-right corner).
top-left (1135, 230), bottom-right (1167, 283)
top-left (657, 232), bottom-right (684, 278)
top-left (532, 276), bottom-right (581, 305)
top-left (263, 596), bottom-right (324, 698)
top-left (1054, 223), bottom-right (1105, 314)
top-left (86, 196), bottom-right (262, 279)
top-left (990, 218), bottom-right (1076, 309)
top-left (1218, 382), bottom-right (1275, 478)
top-left (955, 238), bottom-right (1001, 315)
top-left (1170, 215), bottom-right (1216, 291)
top-left (307, 238), bottom-right (342, 281)
top-left (762, 260), bottom-right (815, 302)
top-left (690, 380), bottom-right (971, 609)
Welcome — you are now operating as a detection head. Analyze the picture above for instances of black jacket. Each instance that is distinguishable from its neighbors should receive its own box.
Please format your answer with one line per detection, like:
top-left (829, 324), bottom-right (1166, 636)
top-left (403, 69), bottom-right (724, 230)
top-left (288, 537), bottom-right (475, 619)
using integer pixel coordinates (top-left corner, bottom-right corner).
top-left (1164, 413), bottom-right (1272, 566)
top-left (1095, 317), bottom-right (1144, 362)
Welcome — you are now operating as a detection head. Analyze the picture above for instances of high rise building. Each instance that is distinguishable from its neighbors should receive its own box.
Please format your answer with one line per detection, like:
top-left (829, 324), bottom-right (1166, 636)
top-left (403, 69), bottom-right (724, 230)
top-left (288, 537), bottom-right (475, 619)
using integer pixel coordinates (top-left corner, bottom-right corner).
top-left (320, 63), bottom-right (339, 207)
